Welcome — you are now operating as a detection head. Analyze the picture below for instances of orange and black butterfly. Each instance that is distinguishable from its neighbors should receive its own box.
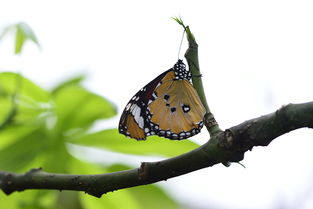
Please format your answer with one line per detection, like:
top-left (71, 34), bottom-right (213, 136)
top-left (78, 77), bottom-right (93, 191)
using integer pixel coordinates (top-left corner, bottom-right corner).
top-left (119, 60), bottom-right (206, 140)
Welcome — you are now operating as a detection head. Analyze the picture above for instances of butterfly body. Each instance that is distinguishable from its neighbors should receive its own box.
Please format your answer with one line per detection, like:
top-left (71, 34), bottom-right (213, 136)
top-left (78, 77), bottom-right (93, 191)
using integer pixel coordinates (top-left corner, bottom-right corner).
top-left (119, 60), bottom-right (206, 140)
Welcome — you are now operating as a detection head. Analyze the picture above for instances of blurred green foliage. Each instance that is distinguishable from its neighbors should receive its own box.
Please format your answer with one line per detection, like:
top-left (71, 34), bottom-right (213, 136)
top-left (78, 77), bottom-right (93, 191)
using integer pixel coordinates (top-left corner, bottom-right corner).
top-left (0, 22), bottom-right (40, 54)
top-left (0, 23), bottom-right (200, 209)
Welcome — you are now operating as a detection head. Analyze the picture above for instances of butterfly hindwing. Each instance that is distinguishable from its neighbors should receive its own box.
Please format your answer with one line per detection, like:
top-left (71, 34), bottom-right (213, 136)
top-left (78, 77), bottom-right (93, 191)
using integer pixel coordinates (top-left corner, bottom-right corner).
top-left (119, 60), bottom-right (206, 140)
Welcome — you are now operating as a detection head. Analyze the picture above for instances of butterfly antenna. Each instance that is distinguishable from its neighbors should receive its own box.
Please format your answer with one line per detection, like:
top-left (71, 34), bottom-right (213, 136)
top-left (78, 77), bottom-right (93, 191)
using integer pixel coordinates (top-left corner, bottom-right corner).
top-left (173, 17), bottom-right (187, 60)
top-left (177, 29), bottom-right (186, 60)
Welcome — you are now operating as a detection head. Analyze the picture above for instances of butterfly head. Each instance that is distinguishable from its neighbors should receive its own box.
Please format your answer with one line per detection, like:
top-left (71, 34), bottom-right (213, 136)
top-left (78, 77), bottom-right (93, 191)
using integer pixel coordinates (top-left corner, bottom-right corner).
top-left (173, 59), bottom-right (191, 80)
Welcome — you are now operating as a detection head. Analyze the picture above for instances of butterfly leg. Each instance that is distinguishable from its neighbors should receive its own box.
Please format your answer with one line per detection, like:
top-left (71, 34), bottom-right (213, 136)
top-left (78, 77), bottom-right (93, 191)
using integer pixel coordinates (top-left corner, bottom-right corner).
top-left (192, 73), bottom-right (202, 78)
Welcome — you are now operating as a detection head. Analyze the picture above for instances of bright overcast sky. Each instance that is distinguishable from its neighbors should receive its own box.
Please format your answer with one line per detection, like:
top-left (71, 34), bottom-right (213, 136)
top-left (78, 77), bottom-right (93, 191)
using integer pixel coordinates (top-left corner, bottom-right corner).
top-left (1, 1), bottom-right (313, 209)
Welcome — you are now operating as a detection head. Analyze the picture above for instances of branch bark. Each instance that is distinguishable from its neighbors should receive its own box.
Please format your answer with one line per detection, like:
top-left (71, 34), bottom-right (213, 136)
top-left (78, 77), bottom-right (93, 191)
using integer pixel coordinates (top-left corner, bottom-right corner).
top-left (1, 102), bottom-right (313, 198)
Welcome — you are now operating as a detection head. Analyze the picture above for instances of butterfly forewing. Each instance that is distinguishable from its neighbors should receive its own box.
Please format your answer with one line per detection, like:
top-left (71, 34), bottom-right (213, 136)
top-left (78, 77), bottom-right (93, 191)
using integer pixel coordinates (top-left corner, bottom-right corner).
top-left (118, 70), bottom-right (169, 140)
top-left (118, 60), bottom-right (206, 140)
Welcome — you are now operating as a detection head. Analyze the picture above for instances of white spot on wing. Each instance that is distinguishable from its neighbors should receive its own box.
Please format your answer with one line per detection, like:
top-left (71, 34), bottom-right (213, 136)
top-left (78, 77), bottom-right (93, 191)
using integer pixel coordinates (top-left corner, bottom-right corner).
top-left (131, 104), bottom-right (144, 129)
top-left (130, 104), bottom-right (136, 112)
top-left (125, 103), bottom-right (131, 111)
top-left (132, 105), bottom-right (141, 119)
top-left (138, 117), bottom-right (144, 129)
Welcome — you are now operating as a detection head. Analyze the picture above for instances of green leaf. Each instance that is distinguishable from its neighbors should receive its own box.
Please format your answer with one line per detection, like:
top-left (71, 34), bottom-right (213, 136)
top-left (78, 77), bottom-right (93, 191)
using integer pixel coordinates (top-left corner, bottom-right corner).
top-left (68, 129), bottom-right (199, 157)
top-left (0, 73), bottom-right (51, 126)
top-left (56, 191), bottom-right (83, 209)
top-left (0, 96), bottom-right (14, 126)
top-left (15, 22), bottom-right (40, 54)
top-left (0, 128), bottom-right (46, 171)
top-left (53, 85), bottom-right (116, 132)
top-left (43, 139), bottom-right (72, 173)
top-left (0, 124), bottom-right (39, 148)
top-left (0, 72), bottom-right (50, 102)
top-left (127, 185), bottom-right (180, 209)
top-left (0, 22), bottom-right (40, 54)
top-left (14, 22), bottom-right (40, 54)
top-left (51, 75), bottom-right (86, 94)
top-left (0, 190), bottom-right (55, 209)
top-left (0, 25), bottom-right (14, 41)
top-left (17, 23), bottom-right (39, 45)
top-left (172, 16), bottom-right (187, 30)
top-left (15, 25), bottom-right (27, 54)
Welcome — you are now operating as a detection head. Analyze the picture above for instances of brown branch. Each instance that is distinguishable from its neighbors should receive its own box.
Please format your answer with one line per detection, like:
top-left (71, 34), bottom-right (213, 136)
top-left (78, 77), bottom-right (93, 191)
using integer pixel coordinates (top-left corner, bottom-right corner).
top-left (1, 102), bottom-right (312, 198)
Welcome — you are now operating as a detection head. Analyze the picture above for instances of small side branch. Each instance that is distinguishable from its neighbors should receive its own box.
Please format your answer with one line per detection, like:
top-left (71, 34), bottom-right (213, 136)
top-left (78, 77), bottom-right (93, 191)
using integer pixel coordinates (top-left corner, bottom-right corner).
top-left (173, 17), bottom-right (222, 136)
top-left (1, 102), bottom-right (312, 197)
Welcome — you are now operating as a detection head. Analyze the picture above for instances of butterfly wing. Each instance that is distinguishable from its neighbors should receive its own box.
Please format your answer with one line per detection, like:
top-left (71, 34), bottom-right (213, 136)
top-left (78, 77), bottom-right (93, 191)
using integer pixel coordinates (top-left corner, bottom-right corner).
top-left (119, 59), bottom-right (206, 140)
top-left (147, 73), bottom-right (206, 140)
top-left (118, 70), bottom-right (170, 140)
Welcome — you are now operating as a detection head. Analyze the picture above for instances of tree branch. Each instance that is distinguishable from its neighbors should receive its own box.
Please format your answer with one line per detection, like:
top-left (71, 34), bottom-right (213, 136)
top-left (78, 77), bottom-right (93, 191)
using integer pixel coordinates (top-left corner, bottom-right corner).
top-left (1, 102), bottom-right (313, 197)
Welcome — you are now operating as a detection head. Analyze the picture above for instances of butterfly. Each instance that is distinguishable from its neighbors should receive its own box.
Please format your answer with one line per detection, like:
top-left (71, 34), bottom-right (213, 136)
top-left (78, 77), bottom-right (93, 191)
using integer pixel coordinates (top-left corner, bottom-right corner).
top-left (118, 59), bottom-right (206, 140)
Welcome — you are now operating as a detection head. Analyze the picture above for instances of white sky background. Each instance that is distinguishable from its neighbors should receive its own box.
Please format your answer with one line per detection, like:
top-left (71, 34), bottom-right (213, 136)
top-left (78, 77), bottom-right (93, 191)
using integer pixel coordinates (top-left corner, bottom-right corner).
top-left (1, 1), bottom-right (313, 209)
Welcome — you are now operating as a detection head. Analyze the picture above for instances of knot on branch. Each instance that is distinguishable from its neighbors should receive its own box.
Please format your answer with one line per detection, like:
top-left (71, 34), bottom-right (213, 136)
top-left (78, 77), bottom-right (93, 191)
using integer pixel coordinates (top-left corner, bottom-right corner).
top-left (214, 131), bottom-right (245, 163)
top-left (275, 103), bottom-right (293, 131)
top-left (26, 167), bottom-right (42, 175)
top-left (223, 126), bottom-right (255, 153)
top-left (138, 161), bottom-right (168, 183)
top-left (138, 162), bottom-right (148, 181)
top-left (204, 113), bottom-right (218, 129)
